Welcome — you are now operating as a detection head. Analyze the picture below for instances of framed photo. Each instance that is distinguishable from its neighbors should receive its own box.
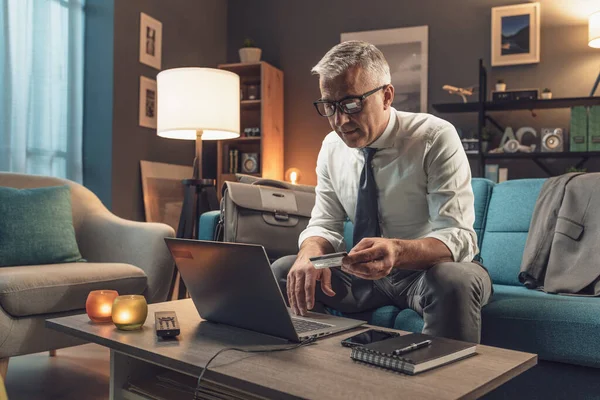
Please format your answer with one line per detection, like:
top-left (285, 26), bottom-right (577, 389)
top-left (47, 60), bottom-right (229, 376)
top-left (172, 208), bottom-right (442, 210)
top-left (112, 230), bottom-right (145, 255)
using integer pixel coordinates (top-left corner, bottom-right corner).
top-left (491, 2), bottom-right (540, 67)
top-left (341, 26), bottom-right (428, 113)
top-left (140, 161), bottom-right (192, 232)
top-left (139, 12), bottom-right (162, 70)
top-left (139, 76), bottom-right (157, 129)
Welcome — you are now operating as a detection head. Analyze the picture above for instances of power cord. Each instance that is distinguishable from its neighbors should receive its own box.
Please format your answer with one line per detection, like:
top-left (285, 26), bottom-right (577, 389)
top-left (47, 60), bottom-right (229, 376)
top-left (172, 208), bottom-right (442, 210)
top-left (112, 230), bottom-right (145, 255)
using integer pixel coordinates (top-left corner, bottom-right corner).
top-left (193, 336), bottom-right (317, 399)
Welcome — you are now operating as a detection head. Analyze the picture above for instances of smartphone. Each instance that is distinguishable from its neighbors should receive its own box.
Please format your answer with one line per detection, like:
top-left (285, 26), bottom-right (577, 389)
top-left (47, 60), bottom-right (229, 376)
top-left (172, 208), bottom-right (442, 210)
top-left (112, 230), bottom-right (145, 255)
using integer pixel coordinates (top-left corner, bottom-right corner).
top-left (340, 329), bottom-right (400, 348)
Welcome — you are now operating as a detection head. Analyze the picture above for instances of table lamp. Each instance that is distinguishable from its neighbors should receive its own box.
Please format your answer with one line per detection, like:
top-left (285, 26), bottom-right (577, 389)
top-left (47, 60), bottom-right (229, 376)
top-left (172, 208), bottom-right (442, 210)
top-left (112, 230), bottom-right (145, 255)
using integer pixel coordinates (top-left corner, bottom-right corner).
top-left (589, 11), bottom-right (600, 96)
top-left (157, 68), bottom-right (240, 298)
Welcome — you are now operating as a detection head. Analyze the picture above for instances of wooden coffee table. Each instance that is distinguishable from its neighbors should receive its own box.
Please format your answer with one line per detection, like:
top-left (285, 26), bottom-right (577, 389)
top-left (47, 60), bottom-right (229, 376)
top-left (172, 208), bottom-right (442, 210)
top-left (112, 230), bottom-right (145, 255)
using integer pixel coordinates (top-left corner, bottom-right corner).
top-left (46, 299), bottom-right (536, 400)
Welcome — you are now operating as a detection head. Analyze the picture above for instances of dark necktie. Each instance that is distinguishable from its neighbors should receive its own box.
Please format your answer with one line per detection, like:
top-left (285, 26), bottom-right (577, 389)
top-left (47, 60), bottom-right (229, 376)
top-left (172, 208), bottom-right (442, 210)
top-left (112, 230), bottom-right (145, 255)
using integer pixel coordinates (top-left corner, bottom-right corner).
top-left (352, 147), bottom-right (381, 246)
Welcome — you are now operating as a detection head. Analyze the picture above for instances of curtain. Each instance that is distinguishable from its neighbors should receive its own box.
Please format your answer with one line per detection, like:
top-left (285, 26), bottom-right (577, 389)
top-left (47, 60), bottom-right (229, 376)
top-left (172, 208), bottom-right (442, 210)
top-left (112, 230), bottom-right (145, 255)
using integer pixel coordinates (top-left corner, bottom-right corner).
top-left (0, 0), bottom-right (85, 182)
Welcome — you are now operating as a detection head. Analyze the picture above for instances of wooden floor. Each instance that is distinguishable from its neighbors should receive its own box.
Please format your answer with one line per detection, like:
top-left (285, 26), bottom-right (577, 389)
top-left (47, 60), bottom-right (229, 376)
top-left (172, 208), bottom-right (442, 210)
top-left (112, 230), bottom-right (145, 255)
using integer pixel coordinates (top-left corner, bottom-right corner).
top-left (5, 344), bottom-right (110, 400)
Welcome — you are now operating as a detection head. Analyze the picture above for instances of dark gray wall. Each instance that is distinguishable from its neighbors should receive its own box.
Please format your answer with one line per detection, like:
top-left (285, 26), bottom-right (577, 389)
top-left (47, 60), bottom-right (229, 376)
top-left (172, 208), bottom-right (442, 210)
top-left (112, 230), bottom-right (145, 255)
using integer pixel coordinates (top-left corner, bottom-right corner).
top-left (111, 0), bottom-right (227, 221)
top-left (83, 0), bottom-right (114, 209)
top-left (227, 0), bottom-right (599, 184)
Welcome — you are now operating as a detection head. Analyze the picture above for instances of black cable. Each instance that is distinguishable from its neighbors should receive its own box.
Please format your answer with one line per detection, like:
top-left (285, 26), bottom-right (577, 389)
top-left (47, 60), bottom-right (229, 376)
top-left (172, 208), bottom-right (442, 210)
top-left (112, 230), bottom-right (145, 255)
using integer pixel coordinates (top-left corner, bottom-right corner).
top-left (193, 336), bottom-right (317, 399)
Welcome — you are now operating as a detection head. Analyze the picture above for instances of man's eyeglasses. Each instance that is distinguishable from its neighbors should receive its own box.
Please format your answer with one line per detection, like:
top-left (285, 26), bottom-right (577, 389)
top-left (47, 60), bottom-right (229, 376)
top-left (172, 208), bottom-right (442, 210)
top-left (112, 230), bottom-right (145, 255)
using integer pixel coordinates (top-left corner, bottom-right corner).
top-left (313, 85), bottom-right (387, 117)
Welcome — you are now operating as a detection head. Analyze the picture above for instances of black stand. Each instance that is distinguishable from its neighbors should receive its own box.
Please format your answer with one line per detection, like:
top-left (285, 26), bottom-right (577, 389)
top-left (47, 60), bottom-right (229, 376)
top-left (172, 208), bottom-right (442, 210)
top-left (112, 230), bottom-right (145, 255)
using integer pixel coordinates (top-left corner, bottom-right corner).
top-left (591, 70), bottom-right (600, 97)
top-left (167, 131), bottom-right (220, 300)
top-left (176, 179), bottom-right (219, 240)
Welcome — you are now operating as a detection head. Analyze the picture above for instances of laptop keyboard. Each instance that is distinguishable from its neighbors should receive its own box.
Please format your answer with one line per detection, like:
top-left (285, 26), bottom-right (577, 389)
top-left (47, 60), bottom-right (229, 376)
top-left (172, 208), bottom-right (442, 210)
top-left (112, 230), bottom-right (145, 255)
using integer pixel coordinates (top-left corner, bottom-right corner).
top-left (291, 317), bottom-right (333, 333)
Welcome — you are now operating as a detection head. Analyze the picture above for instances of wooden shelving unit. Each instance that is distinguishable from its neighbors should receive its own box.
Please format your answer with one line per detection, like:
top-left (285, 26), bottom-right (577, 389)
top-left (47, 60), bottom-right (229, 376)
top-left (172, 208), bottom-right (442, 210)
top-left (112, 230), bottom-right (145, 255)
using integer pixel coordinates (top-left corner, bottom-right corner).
top-left (216, 62), bottom-right (284, 192)
top-left (432, 59), bottom-right (600, 177)
top-left (433, 96), bottom-right (600, 114)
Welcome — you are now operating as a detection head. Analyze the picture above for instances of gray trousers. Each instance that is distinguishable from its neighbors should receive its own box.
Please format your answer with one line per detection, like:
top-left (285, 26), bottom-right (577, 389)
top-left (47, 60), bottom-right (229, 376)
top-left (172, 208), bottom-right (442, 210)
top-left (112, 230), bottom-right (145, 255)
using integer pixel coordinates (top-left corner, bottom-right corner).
top-left (271, 256), bottom-right (492, 343)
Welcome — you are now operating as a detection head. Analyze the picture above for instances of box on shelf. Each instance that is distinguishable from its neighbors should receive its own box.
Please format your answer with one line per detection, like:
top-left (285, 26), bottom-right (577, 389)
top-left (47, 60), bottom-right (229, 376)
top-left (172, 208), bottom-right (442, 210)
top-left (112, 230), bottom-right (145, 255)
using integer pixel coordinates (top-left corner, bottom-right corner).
top-left (243, 127), bottom-right (261, 137)
top-left (588, 105), bottom-right (600, 152)
top-left (461, 138), bottom-right (480, 154)
top-left (570, 106), bottom-right (588, 152)
top-left (498, 168), bottom-right (508, 183)
top-left (485, 164), bottom-right (499, 183)
top-left (491, 89), bottom-right (538, 102)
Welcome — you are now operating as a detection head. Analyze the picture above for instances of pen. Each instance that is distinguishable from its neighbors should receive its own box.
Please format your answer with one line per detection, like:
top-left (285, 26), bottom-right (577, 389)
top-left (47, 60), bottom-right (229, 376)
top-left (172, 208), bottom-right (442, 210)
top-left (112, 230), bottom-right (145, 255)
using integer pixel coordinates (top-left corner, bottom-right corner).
top-left (392, 339), bottom-right (432, 356)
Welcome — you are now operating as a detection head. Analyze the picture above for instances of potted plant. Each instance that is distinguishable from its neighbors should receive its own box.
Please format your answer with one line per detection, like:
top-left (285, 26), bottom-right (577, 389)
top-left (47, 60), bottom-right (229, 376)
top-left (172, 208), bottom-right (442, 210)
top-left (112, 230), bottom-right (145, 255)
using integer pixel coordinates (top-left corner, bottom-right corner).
top-left (239, 38), bottom-right (262, 63)
top-left (541, 88), bottom-right (552, 99)
top-left (479, 127), bottom-right (495, 153)
top-left (495, 79), bottom-right (506, 92)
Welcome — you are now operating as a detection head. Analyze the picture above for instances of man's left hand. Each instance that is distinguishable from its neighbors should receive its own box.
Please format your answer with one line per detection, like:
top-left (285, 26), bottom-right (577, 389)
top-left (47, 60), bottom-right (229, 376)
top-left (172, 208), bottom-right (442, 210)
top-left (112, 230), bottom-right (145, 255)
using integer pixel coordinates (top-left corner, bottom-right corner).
top-left (341, 238), bottom-right (401, 280)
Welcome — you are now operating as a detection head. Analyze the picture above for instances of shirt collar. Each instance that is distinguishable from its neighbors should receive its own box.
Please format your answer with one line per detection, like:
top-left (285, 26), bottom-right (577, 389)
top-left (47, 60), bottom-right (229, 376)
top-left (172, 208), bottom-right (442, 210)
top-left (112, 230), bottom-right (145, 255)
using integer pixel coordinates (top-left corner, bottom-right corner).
top-left (364, 107), bottom-right (397, 150)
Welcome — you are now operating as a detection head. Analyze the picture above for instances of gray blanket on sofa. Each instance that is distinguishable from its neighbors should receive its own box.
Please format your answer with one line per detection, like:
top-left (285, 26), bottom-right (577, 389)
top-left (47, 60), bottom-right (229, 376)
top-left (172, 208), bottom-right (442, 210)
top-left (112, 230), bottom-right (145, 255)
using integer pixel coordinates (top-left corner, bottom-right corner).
top-left (519, 172), bottom-right (600, 295)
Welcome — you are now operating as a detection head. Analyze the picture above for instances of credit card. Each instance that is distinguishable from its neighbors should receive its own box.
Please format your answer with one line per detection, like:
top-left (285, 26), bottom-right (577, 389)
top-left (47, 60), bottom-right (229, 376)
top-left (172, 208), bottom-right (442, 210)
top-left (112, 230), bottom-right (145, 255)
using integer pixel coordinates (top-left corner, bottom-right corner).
top-left (309, 252), bottom-right (348, 269)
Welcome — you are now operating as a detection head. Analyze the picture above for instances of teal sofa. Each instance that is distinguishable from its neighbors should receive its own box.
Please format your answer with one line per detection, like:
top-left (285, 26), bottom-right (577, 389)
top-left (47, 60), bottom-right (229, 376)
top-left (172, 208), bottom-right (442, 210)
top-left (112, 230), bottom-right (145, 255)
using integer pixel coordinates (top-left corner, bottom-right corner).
top-left (199, 178), bottom-right (600, 399)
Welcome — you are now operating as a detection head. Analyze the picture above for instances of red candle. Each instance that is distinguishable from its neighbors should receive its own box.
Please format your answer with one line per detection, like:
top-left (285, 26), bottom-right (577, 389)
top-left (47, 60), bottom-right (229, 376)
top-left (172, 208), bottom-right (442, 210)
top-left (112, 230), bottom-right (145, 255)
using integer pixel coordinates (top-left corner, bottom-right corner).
top-left (86, 290), bottom-right (119, 323)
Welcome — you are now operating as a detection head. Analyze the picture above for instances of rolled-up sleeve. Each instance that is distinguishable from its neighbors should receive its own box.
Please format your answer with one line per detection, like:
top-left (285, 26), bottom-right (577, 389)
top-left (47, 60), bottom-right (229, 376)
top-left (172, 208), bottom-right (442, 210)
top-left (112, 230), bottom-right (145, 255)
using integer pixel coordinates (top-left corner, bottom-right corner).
top-left (423, 125), bottom-right (478, 262)
top-left (298, 144), bottom-right (347, 252)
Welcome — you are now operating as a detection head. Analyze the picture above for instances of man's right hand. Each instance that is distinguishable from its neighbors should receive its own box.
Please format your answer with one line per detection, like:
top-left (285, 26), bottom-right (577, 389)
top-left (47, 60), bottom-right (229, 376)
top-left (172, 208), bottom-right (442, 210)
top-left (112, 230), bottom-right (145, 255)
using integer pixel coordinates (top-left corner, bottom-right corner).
top-left (287, 255), bottom-right (336, 316)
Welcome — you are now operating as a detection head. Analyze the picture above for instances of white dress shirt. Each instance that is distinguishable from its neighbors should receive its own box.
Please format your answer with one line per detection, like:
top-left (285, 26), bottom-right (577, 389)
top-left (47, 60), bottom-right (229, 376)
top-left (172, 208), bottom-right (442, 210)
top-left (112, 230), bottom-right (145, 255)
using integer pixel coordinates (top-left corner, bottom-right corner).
top-left (298, 107), bottom-right (478, 262)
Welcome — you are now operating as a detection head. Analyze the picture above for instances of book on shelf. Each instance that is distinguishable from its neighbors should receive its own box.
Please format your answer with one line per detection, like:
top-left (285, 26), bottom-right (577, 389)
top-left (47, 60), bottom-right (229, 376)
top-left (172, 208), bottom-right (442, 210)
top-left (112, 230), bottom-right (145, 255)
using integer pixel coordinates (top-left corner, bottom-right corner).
top-left (350, 333), bottom-right (477, 375)
top-left (228, 149), bottom-right (239, 173)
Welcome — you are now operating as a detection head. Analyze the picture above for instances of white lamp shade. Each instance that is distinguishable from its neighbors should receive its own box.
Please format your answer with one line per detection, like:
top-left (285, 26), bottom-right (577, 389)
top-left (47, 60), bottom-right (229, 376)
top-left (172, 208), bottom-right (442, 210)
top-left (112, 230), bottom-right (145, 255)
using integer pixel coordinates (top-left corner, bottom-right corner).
top-left (157, 68), bottom-right (240, 140)
top-left (590, 11), bottom-right (600, 48)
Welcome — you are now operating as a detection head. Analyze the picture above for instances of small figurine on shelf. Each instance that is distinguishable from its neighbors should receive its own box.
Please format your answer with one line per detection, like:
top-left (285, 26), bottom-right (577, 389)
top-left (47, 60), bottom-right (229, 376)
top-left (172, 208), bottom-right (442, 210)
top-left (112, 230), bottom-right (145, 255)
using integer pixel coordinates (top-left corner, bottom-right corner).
top-left (541, 88), bottom-right (553, 99)
top-left (495, 79), bottom-right (506, 92)
top-left (239, 38), bottom-right (262, 63)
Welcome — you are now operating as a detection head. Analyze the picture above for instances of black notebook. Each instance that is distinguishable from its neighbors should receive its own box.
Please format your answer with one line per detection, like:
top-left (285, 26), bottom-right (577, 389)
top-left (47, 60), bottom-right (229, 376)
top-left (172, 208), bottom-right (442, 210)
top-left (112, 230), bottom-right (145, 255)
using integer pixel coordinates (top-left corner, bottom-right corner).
top-left (350, 333), bottom-right (477, 375)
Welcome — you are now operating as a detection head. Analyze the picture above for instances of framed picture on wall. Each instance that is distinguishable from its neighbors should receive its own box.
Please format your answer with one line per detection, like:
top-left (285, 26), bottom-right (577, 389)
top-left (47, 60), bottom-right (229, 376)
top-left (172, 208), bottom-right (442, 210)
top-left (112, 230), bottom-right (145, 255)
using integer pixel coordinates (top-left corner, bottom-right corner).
top-left (139, 12), bottom-right (162, 70)
top-left (341, 26), bottom-right (429, 113)
top-left (491, 2), bottom-right (540, 67)
top-left (139, 76), bottom-right (157, 129)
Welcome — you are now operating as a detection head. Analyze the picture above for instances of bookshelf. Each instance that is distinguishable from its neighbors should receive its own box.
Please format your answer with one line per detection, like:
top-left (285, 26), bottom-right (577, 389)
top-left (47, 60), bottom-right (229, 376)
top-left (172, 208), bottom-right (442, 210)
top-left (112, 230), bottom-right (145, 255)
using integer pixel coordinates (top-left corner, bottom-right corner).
top-left (216, 62), bottom-right (284, 193)
top-left (432, 59), bottom-right (600, 177)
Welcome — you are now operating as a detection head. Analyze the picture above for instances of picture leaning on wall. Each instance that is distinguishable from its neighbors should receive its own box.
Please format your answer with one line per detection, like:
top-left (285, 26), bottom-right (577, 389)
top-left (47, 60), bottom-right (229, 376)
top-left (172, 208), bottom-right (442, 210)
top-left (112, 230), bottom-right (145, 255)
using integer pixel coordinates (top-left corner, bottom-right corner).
top-left (341, 26), bottom-right (429, 113)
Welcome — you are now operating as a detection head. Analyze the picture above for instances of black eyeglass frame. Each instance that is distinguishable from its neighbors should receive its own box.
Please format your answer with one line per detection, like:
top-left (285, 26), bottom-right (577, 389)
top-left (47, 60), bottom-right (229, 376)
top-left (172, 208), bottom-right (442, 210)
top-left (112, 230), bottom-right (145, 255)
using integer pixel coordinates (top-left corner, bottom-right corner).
top-left (313, 85), bottom-right (388, 117)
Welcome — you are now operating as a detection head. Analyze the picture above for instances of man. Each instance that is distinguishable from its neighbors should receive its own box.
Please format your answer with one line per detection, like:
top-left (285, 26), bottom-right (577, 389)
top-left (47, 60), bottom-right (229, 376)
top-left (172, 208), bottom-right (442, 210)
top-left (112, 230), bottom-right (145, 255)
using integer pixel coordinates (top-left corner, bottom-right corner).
top-left (271, 41), bottom-right (492, 344)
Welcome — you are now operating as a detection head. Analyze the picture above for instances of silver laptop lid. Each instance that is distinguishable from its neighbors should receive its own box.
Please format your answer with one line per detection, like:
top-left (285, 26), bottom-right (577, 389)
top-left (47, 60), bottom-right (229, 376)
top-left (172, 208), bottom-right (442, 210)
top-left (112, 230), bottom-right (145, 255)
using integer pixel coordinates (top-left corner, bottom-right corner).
top-left (165, 238), bottom-right (301, 342)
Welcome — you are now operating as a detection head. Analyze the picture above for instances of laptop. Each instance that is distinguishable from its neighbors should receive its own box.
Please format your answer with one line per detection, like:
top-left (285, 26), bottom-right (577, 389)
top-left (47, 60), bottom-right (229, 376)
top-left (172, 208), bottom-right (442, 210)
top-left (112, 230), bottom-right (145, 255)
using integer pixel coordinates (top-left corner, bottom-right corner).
top-left (164, 238), bottom-right (366, 342)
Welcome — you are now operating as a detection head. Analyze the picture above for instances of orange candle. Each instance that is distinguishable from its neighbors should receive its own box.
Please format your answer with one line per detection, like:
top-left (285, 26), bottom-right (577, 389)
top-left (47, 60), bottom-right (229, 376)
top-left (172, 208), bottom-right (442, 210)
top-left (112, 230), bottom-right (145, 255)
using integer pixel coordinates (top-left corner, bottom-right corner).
top-left (111, 295), bottom-right (148, 330)
top-left (86, 290), bottom-right (119, 323)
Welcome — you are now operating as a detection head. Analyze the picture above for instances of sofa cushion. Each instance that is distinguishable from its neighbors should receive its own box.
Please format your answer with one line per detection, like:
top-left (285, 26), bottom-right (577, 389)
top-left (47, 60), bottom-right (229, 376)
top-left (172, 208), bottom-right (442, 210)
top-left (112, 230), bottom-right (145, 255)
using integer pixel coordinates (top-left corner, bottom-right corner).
top-left (0, 185), bottom-right (83, 267)
top-left (393, 308), bottom-right (424, 332)
top-left (480, 179), bottom-right (545, 285)
top-left (470, 178), bottom-right (495, 251)
top-left (0, 263), bottom-right (147, 317)
top-left (368, 284), bottom-right (600, 368)
top-left (199, 210), bottom-right (221, 241)
top-left (482, 284), bottom-right (600, 368)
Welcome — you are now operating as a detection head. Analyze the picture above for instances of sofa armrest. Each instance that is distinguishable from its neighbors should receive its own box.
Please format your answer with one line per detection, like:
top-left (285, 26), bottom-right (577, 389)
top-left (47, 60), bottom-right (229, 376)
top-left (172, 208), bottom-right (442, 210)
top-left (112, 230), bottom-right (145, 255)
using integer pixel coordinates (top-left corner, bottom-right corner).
top-left (199, 211), bottom-right (221, 241)
top-left (78, 212), bottom-right (175, 303)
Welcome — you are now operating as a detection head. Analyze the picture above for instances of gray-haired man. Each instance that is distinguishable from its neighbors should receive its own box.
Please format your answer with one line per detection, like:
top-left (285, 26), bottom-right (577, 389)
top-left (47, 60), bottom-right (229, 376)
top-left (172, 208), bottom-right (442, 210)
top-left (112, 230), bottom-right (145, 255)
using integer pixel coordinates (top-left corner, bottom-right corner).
top-left (271, 41), bottom-right (492, 343)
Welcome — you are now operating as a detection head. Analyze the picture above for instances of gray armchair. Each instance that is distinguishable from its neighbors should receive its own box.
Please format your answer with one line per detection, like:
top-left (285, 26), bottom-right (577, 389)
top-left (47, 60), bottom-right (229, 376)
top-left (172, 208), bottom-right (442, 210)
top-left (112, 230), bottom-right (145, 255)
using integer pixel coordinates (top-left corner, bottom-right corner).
top-left (0, 172), bottom-right (175, 378)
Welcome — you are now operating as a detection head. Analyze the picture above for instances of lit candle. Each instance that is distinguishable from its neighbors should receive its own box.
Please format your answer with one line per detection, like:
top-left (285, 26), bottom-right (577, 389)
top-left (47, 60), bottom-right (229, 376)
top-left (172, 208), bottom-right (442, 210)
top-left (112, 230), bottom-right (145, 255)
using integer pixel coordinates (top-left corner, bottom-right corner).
top-left (111, 295), bottom-right (148, 331)
top-left (86, 290), bottom-right (119, 323)
top-left (285, 168), bottom-right (301, 185)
